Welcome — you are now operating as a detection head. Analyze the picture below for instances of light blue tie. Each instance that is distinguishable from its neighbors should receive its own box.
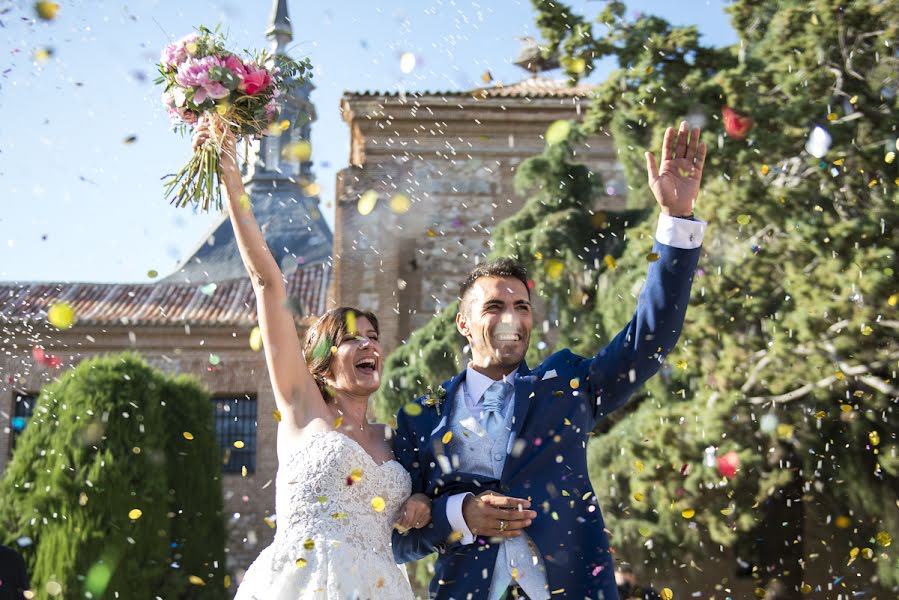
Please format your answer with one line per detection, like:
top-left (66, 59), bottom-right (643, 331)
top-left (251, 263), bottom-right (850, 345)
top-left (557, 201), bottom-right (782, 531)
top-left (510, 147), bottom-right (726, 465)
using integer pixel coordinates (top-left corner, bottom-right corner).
top-left (481, 380), bottom-right (513, 438)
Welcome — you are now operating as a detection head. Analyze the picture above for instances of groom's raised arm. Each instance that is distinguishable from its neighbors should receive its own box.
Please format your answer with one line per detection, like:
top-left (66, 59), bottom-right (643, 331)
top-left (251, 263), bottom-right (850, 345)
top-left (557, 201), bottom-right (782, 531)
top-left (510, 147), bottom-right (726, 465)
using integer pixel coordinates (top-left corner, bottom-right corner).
top-left (582, 122), bottom-right (708, 421)
top-left (391, 406), bottom-right (458, 563)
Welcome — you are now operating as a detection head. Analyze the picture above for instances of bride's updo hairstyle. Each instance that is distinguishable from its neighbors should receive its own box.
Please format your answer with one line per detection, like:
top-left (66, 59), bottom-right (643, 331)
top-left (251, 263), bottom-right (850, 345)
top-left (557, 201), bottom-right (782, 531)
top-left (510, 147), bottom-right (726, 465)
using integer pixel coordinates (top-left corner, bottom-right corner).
top-left (303, 307), bottom-right (379, 401)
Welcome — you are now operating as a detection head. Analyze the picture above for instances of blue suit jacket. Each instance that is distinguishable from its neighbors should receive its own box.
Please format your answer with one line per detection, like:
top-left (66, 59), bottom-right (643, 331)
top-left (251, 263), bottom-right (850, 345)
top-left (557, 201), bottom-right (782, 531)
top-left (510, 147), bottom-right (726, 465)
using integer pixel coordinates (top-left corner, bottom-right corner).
top-left (392, 240), bottom-right (701, 600)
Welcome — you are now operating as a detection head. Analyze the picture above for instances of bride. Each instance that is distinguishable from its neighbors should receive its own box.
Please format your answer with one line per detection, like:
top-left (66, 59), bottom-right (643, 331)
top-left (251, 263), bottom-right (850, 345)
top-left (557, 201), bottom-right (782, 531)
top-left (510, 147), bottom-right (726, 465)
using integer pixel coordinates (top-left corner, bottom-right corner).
top-left (191, 119), bottom-right (429, 599)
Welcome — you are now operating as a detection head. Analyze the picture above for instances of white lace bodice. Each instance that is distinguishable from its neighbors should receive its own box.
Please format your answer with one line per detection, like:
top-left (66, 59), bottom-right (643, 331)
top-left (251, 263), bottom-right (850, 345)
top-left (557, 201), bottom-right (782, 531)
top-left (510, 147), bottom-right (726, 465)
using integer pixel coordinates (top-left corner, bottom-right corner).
top-left (235, 429), bottom-right (414, 600)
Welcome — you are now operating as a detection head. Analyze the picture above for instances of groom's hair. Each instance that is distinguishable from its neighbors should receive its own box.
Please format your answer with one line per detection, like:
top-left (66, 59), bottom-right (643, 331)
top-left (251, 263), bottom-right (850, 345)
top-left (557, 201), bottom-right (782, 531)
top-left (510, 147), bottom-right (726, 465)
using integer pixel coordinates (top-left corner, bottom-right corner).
top-left (459, 257), bottom-right (530, 312)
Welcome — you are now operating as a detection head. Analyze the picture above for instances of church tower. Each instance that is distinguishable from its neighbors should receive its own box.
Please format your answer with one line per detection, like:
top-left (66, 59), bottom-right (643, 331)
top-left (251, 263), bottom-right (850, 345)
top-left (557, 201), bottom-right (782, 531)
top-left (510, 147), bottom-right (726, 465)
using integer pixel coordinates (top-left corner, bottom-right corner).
top-left (165, 0), bottom-right (332, 285)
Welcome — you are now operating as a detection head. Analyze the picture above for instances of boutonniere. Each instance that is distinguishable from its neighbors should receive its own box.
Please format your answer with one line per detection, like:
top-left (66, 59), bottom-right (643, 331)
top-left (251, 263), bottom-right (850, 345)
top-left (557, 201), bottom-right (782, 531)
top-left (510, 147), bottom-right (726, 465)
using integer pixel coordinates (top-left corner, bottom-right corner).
top-left (422, 385), bottom-right (447, 416)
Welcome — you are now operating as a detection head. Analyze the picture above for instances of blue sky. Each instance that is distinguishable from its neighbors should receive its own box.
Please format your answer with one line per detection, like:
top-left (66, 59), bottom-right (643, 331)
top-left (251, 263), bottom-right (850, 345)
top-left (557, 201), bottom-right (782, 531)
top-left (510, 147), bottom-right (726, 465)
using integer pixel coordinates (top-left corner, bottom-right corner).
top-left (0, 0), bottom-right (737, 283)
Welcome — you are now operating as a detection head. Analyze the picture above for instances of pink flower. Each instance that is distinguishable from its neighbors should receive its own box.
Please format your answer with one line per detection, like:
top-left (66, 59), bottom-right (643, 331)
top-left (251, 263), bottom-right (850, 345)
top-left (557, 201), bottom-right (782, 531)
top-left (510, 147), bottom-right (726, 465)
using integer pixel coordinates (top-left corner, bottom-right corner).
top-left (175, 56), bottom-right (230, 104)
top-left (223, 54), bottom-right (248, 80)
top-left (240, 63), bottom-right (272, 95)
top-left (160, 33), bottom-right (199, 69)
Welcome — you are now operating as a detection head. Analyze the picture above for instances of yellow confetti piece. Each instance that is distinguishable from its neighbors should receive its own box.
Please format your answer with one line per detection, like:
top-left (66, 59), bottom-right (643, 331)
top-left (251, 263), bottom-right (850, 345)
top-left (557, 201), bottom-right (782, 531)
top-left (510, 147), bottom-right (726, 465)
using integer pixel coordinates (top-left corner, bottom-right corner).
top-left (754, 588), bottom-right (766, 598)
top-left (633, 492), bottom-right (644, 502)
top-left (888, 293), bottom-right (898, 307)
top-left (249, 326), bottom-right (263, 352)
top-left (128, 508), bottom-right (142, 520)
top-left (331, 512), bottom-right (348, 519)
top-left (371, 496), bottom-right (386, 512)
top-left (563, 56), bottom-right (586, 74)
top-left (840, 404), bottom-right (853, 412)
top-left (233, 441), bottom-right (245, 449)
top-left (273, 410), bottom-right (281, 422)
top-left (442, 431), bottom-right (453, 444)
top-left (334, 415), bottom-right (344, 429)
top-left (544, 259), bottom-right (565, 280)
top-left (886, 152), bottom-right (896, 164)
top-left (239, 193), bottom-right (251, 210)
top-left (295, 558), bottom-right (307, 567)
top-left (603, 255), bottom-right (617, 269)
top-left (675, 360), bottom-right (688, 370)
top-left (826, 112), bottom-right (838, 121)
top-left (835, 516), bottom-right (851, 528)
top-left (511, 567), bottom-right (519, 581)
top-left (182, 431), bottom-right (194, 441)
top-left (681, 508), bottom-right (695, 519)
top-left (35, 1), bottom-right (59, 20)
top-left (638, 525), bottom-right (651, 536)
top-left (147, 270), bottom-right (158, 278)
top-left (736, 214), bottom-right (751, 225)
top-left (45, 581), bottom-right (62, 596)
top-left (634, 460), bottom-right (644, 473)
top-left (569, 378), bottom-right (580, 389)
top-left (833, 158), bottom-right (844, 166)
top-left (303, 538), bottom-right (314, 550)
top-left (404, 402), bottom-right (423, 416)
top-left (346, 310), bottom-right (357, 335)
top-left (876, 531), bottom-right (891, 546)
top-left (481, 70), bottom-right (493, 84)
top-left (861, 548), bottom-right (873, 559)
top-left (188, 575), bottom-right (206, 586)
top-left (48, 302), bottom-right (76, 329)
top-left (861, 325), bottom-right (873, 335)
top-left (869, 431), bottom-right (880, 446)
top-left (720, 507), bottom-right (734, 516)
top-left (867, 179), bottom-right (878, 188)
top-left (241, 465), bottom-right (247, 477)
top-left (800, 583), bottom-right (812, 593)
top-left (814, 411), bottom-right (826, 419)
top-left (545, 120), bottom-right (572, 145)
top-left (661, 589), bottom-right (674, 600)
top-left (282, 140), bottom-right (311, 162)
top-left (304, 182), bottom-right (321, 196)
top-left (646, 252), bottom-right (660, 262)
top-left (389, 193), bottom-right (411, 214)
top-left (349, 468), bottom-right (363, 482)
top-left (263, 517), bottom-right (275, 528)
top-left (776, 423), bottom-right (794, 439)
top-left (224, 574), bottom-right (231, 588)
top-left (357, 190), bottom-right (378, 215)
top-left (760, 164), bottom-right (769, 175)
top-left (835, 371), bottom-right (845, 380)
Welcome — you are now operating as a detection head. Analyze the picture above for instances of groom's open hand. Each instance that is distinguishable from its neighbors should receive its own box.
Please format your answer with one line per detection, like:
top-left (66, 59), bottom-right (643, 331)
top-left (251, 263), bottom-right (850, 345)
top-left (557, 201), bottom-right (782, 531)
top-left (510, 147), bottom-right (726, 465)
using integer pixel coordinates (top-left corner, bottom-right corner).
top-left (645, 120), bottom-right (707, 217)
top-left (462, 492), bottom-right (536, 539)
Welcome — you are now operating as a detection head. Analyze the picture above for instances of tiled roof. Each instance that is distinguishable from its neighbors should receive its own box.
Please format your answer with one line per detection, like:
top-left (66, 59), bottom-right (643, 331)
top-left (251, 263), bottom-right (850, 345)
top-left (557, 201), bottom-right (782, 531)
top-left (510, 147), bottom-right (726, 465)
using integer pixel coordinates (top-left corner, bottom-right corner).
top-left (0, 263), bottom-right (331, 328)
top-left (344, 76), bottom-right (595, 100)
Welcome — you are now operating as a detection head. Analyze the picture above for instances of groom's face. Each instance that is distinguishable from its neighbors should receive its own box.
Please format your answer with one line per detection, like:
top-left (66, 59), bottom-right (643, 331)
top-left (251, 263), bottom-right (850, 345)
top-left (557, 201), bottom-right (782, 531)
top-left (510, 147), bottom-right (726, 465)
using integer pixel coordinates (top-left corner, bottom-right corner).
top-left (457, 276), bottom-right (532, 372)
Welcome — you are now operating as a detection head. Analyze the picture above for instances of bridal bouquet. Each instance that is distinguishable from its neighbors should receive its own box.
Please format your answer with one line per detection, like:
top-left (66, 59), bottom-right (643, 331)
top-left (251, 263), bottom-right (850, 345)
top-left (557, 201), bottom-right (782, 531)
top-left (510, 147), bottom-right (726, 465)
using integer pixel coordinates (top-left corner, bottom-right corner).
top-left (156, 26), bottom-right (311, 211)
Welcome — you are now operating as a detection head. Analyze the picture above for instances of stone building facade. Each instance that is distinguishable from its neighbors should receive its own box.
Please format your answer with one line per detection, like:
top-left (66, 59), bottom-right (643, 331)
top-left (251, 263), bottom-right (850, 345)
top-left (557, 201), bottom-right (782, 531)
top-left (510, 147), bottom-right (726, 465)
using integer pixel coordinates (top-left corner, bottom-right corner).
top-left (332, 76), bottom-right (628, 355)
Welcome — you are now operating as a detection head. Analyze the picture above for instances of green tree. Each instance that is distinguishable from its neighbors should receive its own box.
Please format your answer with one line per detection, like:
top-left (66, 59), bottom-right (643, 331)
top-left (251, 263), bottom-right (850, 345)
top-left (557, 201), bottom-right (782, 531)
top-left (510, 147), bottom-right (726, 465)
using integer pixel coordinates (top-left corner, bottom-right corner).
top-left (529, 0), bottom-right (898, 595)
top-left (0, 354), bottom-right (226, 599)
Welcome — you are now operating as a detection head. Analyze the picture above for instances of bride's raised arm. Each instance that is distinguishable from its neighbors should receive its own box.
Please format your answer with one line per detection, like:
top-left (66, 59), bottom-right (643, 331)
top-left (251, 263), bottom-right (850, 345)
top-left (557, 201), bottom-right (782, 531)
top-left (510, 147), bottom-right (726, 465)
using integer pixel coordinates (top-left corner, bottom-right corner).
top-left (193, 119), bottom-right (326, 427)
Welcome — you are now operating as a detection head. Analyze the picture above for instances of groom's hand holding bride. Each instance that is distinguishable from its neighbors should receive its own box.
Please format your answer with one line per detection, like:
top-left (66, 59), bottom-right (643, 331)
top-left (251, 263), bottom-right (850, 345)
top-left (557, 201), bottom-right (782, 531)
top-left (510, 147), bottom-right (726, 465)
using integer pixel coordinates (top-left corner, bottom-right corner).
top-left (461, 491), bottom-right (537, 539)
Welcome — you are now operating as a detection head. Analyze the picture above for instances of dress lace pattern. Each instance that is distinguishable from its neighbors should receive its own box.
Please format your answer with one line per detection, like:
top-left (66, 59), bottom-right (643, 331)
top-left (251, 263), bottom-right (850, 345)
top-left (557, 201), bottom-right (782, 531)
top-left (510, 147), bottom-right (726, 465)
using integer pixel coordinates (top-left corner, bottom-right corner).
top-left (234, 430), bottom-right (414, 600)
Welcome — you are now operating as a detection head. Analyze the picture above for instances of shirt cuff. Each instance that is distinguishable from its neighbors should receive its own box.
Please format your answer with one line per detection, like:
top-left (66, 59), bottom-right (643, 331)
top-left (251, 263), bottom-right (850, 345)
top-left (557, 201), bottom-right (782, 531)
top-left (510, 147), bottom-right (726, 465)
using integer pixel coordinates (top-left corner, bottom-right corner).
top-left (655, 212), bottom-right (707, 250)
top-left (446, 493), bottom-right (476, 545)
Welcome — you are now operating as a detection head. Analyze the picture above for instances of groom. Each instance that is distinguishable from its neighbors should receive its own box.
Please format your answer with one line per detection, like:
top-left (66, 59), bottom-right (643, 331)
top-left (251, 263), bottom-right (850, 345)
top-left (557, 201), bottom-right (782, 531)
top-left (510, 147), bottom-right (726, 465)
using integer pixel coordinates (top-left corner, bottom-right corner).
top-left (392, 121), bottom-right (708, 599)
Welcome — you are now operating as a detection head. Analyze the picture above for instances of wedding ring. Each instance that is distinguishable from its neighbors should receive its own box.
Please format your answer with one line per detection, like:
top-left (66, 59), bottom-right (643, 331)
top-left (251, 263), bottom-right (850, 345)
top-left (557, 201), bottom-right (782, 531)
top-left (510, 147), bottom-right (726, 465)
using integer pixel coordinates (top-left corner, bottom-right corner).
top-left (499, 520), bottom-right (506, 532)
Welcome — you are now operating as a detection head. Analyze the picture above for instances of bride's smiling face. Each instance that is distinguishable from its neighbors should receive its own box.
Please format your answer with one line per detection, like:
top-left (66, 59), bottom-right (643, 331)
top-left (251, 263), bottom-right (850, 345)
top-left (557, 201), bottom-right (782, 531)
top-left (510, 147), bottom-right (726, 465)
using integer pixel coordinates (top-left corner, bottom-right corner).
top-left (325, 316), bottom-right (382, 396)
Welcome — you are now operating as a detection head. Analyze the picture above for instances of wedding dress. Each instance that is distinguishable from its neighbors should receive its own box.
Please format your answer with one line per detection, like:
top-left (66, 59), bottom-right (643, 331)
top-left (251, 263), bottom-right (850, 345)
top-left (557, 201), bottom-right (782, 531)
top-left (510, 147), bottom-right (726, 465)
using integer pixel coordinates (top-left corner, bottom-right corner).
top-left (234, 429), bottom-right (415, 599)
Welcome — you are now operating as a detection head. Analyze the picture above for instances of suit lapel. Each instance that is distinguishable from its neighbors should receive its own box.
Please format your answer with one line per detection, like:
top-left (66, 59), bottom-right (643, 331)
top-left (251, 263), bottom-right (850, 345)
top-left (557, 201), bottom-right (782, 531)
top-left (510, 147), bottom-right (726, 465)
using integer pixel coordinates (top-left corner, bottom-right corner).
top-left (502, 362), bottom-right (537, 482)
top-left (426, 370), bottom-right (466, 473)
